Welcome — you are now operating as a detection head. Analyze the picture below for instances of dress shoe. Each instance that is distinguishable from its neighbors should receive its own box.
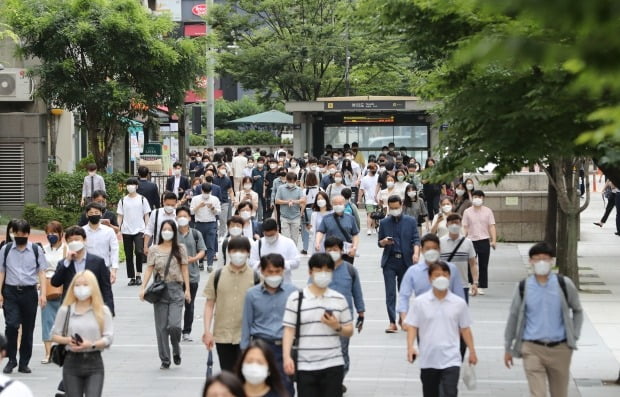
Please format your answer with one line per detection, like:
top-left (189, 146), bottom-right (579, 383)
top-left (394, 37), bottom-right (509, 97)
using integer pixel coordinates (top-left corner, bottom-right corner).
top-left (127, 278), bottom-right (136, 286)
top-left (173, 354), bottom-right (181, 365)
top-left (18, 366), bottom-right (32, 374)
top-left (3, 361), bottom-right (16, 374)
top-left (160, 362), bottom-right (170, 370)
top-left (135, 276), bottom-right (142, 286)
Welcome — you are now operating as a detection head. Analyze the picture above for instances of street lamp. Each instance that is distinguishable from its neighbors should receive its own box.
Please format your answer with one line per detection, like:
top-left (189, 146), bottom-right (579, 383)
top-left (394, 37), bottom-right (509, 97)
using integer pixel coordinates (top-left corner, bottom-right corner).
top-left (205, 0), bottom-right (215, 148)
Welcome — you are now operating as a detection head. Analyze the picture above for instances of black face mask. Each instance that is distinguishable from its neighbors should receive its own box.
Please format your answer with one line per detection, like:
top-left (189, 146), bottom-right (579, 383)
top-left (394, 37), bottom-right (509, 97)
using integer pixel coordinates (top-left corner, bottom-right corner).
top-left (14, 236), bottom-right (28, 246)
top-left (88, 215), bottom-right (101, 224)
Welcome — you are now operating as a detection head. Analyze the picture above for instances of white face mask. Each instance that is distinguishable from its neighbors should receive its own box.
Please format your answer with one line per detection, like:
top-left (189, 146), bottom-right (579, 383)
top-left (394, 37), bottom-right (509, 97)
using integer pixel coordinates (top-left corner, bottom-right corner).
top-left (472, 198), bottom-right (483, 207)
top-left (173, 169), bottom-right (181, 176)
top-left (397, 175), bottom-right (405, 182)
top-left (407, 191), bottom-right (417, 199)
top-left (290, 162), bottom-right (297, 168)
top-left (243, 184), bottom-right (252, 190)
top-left (329, 168), bottom-right (336, 175)
top-left (164, 205), bottom-right (175, 214)
top-left (432, 276), bottom-right (450, 291)
top-left (455, 189), bottom-right (465, 197)
top-left (313, 271), bottom-right (333, 288)
top-left (161, 230), bottom-right (174, 241)
top-left (67, 241), bottom-right (85, 252)
top-left (264, 275), bottom-right (283, 288)
top-left (442, 205), bottom-right (453, 214)
top-left (269, 163), bottom-right (277, 169)
top-left (533, 260), bottom-right (552, 275)
top-left (240, 211), bottom-right (252, 221)
top-left (127, 185), bottom-right (137, 194)
top-left (219, 169), bottom-right (227, 175)
top-left (287, 182), bottom-right (296, 188)
top-left (242, 363), bottom-right (269, 385)
top-left (424, 249), bottom-right (440, 263)
top-left (389, 208), bottom-right (402, 217)
top-left (310, 165), bottom-right (317, 171)
top-left (466, 183), bottom-right (474, 191)
top-left (229, 227), bottom-right (242, 237)
top-left (333, 204), bottom-right (345, 213)
top-left (177, 217), bottom-right (190, 227)
top-left (230, 252), bottom-right (248, 266)
top-left (264, 235), bottom-right (278, 244)
top-left (334, 177), bottom-right (343, 184)
top-left (379, 166), bottom-right (386, 173)
top-left (316, 199), bottom-right (327, 208)
top-left (447, 224), bottom-right (461, 235)
top-left (386, 181), bottom-right (395, 188)
top-left (328, 251), bottom-right (341, 262)
top-left (74, 285), bottom-right (92, 301)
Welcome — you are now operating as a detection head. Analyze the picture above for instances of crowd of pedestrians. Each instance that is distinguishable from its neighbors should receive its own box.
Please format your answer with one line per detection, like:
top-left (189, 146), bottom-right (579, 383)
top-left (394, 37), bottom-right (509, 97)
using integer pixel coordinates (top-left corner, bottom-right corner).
top-left (0, 142), bottom-right (586, 397)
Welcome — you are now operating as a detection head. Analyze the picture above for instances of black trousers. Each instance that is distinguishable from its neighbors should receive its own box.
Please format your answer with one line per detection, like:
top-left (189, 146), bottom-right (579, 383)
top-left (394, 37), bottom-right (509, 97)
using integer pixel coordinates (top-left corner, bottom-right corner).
top-left (122, 233), bottom-right (144, 279)
top-left (3, 285), bottom-right (38, 367)
top-left (420, 366), bottom-right (460, 397)
top-left (182, 282), bottom-right (199, 335)
top-left (215, 343), bottom-right (241, 372)
top-left (601, 192), bottom-right (616, 223)
top-left (469, 239), bottom-right (491, 288)
top-left (297, 365), bottom-right (344, 397)
top-left (342, 254), bottom-right (355, 265)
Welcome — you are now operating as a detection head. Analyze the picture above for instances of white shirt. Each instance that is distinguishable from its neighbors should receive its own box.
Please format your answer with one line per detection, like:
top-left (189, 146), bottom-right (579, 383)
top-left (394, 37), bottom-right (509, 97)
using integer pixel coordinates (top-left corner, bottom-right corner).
top-left (0, 374), bottom-right (34, 397)
top-left (440, 234), bottom-right (476, 286)
top-left (190, 194), bottom-right (221, 222)
top-left (82, 223), bottom-right (119, 269)
top-left (173, 176), bottom-right (181, 197)
top-left (43, 243), bottom-right (66, 277)
top-left (117, 194), bottom-right (151, 235)
top-left (232, 155), bottom-right (248, 177)
top-left (144, 208), bottom-right (177, 240)
top-left (360, 174), bottom-right (379, 204)
top-left (242, 223), bottom-right (253, 239)
top-left (405, 290), bottom-right (471, 369)
top-left (249, 234), bottom-right (299, 283)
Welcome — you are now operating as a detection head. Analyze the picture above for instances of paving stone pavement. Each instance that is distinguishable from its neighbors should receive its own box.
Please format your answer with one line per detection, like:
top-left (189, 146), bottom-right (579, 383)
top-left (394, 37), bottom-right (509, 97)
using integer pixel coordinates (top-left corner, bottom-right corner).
top-left (4, 200), bottom-right (620, 396)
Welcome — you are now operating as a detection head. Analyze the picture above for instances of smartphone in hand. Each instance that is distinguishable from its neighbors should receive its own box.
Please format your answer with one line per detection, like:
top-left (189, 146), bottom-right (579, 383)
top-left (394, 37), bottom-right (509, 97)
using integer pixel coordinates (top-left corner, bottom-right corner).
top-left (73, 333), bottom-right (83, 345)
top-left (324, 309), bottom-right (333, 317)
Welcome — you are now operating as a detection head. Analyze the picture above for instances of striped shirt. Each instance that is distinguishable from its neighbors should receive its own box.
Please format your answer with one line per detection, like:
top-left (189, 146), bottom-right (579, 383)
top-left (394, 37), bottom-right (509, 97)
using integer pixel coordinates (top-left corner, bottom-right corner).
top-left (440, 235), bottom-right (476, 286)
top-left (283, 287), bottom-right (352, 371)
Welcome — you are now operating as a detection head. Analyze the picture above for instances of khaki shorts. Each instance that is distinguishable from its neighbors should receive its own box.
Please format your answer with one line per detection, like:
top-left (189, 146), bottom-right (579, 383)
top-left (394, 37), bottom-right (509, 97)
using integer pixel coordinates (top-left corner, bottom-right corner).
top-left (365, 204), bottom-right (377, 213)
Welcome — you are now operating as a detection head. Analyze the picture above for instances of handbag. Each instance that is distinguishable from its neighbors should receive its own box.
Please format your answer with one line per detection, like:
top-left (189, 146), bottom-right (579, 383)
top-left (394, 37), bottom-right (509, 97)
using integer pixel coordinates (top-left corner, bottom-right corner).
top-left (50, 306), bottom-right (71, 366)
top-left (289, 290), bottom-right (304, 382)
top-left (143, 252), bottom-right (173, 304)
top-left (45, 278), bottom-right (63, 301)
top-left (370, 208), bottom-right (386, 220)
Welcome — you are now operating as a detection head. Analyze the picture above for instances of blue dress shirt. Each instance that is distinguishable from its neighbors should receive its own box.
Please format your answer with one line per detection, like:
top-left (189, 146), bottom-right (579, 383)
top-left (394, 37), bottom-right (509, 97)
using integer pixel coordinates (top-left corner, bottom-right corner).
top-left (523, 274), bottom-right (566, 342)
top-left (329, 261), bottom-right (366, 316)
top-left (0, 243), bottom-right (46, 285)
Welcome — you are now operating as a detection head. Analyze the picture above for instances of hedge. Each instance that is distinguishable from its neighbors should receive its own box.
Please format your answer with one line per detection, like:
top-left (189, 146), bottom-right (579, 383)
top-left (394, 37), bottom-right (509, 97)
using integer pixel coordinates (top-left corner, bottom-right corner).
top-left (23, 204), bottom-right (80, 229)
top-left (215, 129), bottom-right (281, 145)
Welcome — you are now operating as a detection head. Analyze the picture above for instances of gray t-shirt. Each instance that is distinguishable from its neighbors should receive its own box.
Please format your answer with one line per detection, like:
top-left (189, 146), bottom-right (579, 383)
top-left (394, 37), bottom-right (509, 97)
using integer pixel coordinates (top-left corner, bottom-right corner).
top-left (177, 228), bottom-right (206, 284)
top-left (275, 184), bottom-right (303, 220)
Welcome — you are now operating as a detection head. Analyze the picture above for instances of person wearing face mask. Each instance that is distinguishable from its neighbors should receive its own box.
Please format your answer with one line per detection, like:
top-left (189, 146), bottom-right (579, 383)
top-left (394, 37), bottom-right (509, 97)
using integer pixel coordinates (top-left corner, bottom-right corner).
top-left (403, 185), bottom-right (429, 233)
top-left (440, 214), bottom-right (478, 301)
top-left (405, 262), bottom-right (477, 397)
top-left (359, 163), bottom-right (380, 235)
top-left (0, 220), bottom-right (16, 251)
top-left (430, 197), bottom-right (454, 238)
top-left (315, 196), bottom-right (360, 264)
top-left (275, 172), bottom-right (306, 246)
top-left (190, 184), bottom-right (221, 273)
top-left (236, 202), bottom-right (263, 241)
top-left (249, 219), bottom-right (300, 284)
top-left (264, 159), bottom-right (280, 219)
top-left (326, 171), bottom-right (347, 201)
top-left (504, 242), bottom-right (583, 397)
top-left (377, 195), bottom-right (421, 333)
top-left (220, 216), bottom-right (247, 268)
top-left (203, 237), bottom-right (261, 372)
top-left (421, 158), bottom-right (442, 221)
top-left (144, 192), bottom-right (179, 257)
top-left (324, 237), bottom-right (365, 393)
top-left (241, 254), bottom-right (298, 397)
top-left (453, 182), bottom-right (472, 216)
top-left (243, 159), bottom-right (255, 178)
top-left (378, 174), bottom-right (398, 212)
top-left (41, 221), bottom-right (67, 364)
top-left (51, 270), bottom-right (114, 397)
top-left (80, 164), bottom-right (106, 207)
top-left (269, 169), bottom-right (288, 230)
top-left (140, 220), bottom-right (191, 369)
top-left (214, 163), bottom-right (235, 239)
top-left (165, 162), bottom-right (190, 199)
top-left (462, 190), bottom-right (496, 295)
top-left (464, 178), bottom-right (476, 200)
top-left (77, 191), bottom-right (119, 233)
top-left (394, 170), bottom-right (410, 199)
top-left (232, 148), bottom-right (249, 193)
top-left (0, 219), bottom-right (47, 375)
top-left (137, 166), bottom-right (161, 210)
top-left (308, 192), bottom-right (332, 255)
top-left (320, 162), bottom-right (337, 190)
top-left (397, 234), bottom-right (465, 331)
top-left (300, 173), bottom-right (321, 255)
top-left (175, 207), bottom-right (206, 342)
top-left (282, 253), bottom-right (353, 397)
top-left (235, 176), bottom-right (259, 216)
top-left (117, 178), bottom-right (152, 287)
top-left (252, 157), bottom-right (267, 220)
top-left (82, 203), bottom-right (119, 285)
top-left (235, 340), bottom-right (288, 397)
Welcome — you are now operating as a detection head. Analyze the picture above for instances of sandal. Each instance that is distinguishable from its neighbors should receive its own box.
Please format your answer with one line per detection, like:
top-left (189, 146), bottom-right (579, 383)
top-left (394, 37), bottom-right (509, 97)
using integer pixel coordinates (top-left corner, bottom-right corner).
top-left (41, 358), bottom-right (50, 364)
top-left (385, 324), bottom-right (398, 333)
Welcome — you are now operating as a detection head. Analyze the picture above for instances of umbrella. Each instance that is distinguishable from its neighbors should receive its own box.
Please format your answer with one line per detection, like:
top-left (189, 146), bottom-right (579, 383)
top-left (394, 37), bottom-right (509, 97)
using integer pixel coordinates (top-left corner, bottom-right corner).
top-left (227, 110), bottom-right (293, 125)
top-left (206, 350), bottom-right (213, 379)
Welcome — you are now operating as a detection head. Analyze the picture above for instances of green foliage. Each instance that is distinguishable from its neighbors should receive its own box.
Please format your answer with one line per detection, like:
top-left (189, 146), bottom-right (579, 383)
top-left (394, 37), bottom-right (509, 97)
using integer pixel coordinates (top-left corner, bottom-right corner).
top-left (189, 134), bottom-right (207, 147)
top-left (214, 97), bottom-right (266, 128)
top-left (4, 0), bottom-right (204, 170)
top-left (23, 204), bottom-right (80, 230)
top-left (75, 154), bottom-right (96, 172)
top-left (45, 171), bottom-right (128, 214)
top-left (215, 130), bottom-right (280, 146)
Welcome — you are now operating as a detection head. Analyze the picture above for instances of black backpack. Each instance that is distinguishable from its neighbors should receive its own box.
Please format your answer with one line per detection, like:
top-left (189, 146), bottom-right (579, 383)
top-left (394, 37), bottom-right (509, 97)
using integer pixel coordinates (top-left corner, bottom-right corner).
top-left (2, 242), bottom-right (42, 267)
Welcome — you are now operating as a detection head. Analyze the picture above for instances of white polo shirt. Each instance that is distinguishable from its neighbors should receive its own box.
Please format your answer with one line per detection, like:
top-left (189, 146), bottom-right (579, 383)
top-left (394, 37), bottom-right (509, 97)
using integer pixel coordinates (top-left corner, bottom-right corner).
top-left (82, 223), bottom-right (119, 269)
top-left (190, 194), bottom-right (221, 223)
top-left (440, 234), bottom-right (476, 286)
top-left (405, 290), bottom-right (471, 369)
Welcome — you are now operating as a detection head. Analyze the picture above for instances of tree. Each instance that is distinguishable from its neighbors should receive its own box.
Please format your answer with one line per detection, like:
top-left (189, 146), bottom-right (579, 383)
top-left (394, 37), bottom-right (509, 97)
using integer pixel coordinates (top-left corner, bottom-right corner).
top-left (4, 0), bottom-right (204, 169)
top-left (210, 0), bottom-right (413, 102)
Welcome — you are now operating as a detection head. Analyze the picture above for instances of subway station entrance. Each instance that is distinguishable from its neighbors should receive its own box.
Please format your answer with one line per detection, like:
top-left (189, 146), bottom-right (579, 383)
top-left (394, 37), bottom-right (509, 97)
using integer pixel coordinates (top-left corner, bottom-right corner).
top-left (285, 96), bottom-right (438, 161)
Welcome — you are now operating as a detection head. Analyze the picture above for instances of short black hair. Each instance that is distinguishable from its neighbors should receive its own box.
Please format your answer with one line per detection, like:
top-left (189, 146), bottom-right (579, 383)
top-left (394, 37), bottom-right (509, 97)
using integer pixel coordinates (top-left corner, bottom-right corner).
top-left (529, 242), bottom-right (555, 258)
top-left (341, 188), bottom-right (352, 200)
top-left (126, 177), bottom-right (139, 186)
top-left (421, 233), bottom-right (440, 248)
top-left (227, 236), bottom-right (251, 253)
top-left (85, 202), bottom-right (104, 214)
top-left (308, 252), bottom-right (335, 271)
top-left (10, 219), bottom-right (30, 234)
top-left (201, 183), bottom-right (212, 193)
top-left (260, 253), bottom-right (285, 270)
top-left (237, 201), bottom-right (254, 212)
top-left (202, 371), bottom-right (245, 397)
top-left (138, 166), bottom-right (149, 178)
top-left (324, 236), bottom-right (343, 250)
top-left (286, 172), bottom-right (297, 181)
top-left (176, 206), bottom-right (191, 217)
top-left (446, 213), bottom-right (462, 223)
top-left (162, 192), bottom-right (178, 202)
top-left (173, 162), bottom-right (182, 168)
top-left (92, 190), bottom-right (108, 200)
top-left (227, 215), bottom-right (244, 227)
top-left (65, 225), bottom-right (87, 239)
top-left (472, 190), bottom-right (485, 197)
top-left (428, 261), bottom-right (451, 276)
top-left (387, 195), bottom-right (402, 205)
top-left (262, 218), bottom-right (278, 232)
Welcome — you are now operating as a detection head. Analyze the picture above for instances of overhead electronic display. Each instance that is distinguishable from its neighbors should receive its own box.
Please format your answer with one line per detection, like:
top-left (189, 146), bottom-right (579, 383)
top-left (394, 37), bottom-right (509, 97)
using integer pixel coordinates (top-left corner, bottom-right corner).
top-left (343, 115), bottom-right (395, 124)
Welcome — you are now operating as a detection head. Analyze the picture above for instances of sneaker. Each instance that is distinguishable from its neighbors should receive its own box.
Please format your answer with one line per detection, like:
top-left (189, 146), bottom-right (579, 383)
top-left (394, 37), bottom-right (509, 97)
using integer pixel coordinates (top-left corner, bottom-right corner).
top-left (300, 250), bottom-right (307, 255)
top-left (127, 278), bottom-right (136, 286)
top-left (199, 263), bottom-right (205, 271)
top-left (182, 333), bottom-right (193, 342)
top-left (342, 384), bottom-right (347, 394)
top-left (207, 264), bottom-right (213, 273)
top-left (135, 275), bottom-right (142, 286)
top-left (367, 229), bottom-right (372, 235)
top-left (160, 362), bottom-right (170, 370)
top-left (594, 222), bottom-right (603, 227)
top-left (173, 354), bottom-right (181, 366)
top-left (478, 288), bottom-right (486, 295)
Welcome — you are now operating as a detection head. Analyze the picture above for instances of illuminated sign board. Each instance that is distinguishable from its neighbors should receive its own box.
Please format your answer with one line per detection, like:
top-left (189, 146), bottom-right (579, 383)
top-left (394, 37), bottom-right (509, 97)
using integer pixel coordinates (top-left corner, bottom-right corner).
top-left (324, 101), bottom-right (406, 110)
top-left (343, 115), bottom-right (395, 124)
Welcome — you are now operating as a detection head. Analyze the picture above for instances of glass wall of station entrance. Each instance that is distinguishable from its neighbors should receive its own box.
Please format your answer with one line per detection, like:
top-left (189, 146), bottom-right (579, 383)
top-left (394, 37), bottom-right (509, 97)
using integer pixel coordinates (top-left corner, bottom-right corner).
top-left (316, 113), bottom-right (430, 164)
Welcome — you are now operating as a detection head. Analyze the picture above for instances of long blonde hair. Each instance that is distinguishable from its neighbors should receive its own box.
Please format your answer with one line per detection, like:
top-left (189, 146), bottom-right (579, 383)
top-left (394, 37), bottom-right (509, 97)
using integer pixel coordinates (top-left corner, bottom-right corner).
top-left (61, 270), bottom-right (106, 332)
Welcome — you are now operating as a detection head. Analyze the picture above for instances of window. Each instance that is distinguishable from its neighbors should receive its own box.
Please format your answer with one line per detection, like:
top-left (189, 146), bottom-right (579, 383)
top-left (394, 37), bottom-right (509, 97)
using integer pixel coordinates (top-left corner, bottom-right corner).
top-left (0, 144), bottom-right (25, 205)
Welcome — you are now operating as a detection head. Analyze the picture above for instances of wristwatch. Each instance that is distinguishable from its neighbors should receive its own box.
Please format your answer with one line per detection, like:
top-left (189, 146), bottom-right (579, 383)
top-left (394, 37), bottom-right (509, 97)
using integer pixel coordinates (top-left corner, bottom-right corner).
top-left (335, 326), bottom-right (342, 333)
top-left (91, 343), bottom-right (97, 350)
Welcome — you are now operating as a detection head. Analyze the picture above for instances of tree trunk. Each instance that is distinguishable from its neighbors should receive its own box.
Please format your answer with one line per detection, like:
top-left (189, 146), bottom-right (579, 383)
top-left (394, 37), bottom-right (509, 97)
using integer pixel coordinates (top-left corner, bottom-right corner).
top-left (545, 171), bottom-right (557, 249)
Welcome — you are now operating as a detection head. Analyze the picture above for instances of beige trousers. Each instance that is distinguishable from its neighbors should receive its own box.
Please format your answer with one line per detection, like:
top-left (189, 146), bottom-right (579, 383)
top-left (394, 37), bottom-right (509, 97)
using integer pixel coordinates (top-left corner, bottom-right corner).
top-left (521, 341), bottom-right (573, 397)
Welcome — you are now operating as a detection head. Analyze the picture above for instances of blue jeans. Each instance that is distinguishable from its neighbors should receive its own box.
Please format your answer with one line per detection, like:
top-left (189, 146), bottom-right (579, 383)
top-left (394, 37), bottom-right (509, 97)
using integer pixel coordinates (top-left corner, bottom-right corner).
top-left (301, 223), bottom-right (310, 252)
top-left (260, 340), bottom-right (295, 397)
top-left (382, 260), bottom-right (408, 324)
top-left (340, 335), bottom-right (350, 376)
top-left (196, 221), bottom-right (217, 265)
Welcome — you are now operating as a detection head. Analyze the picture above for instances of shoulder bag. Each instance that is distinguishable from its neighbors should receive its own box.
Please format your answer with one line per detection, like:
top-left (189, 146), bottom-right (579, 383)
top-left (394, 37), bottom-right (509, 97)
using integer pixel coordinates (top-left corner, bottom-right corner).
top-left (50, 306), bottom-right (71, 366)
top-left (144, 252), bottom-right (173, 304)
top-left (289, 290), bottom-right (304, 381)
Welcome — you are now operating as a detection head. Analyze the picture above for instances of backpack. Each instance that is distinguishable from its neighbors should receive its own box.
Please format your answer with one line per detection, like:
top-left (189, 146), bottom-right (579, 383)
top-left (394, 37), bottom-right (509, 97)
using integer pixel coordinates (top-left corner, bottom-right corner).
top-left (213, 267), bottom-right (260, 299)
top-left (2, 242), bottom-right (42, 268)
top-left (118, 194), bottom-right (146, 228)
top-left (0, 380), bottom-right (13, 393)
top-left (519, 275), bottom-right (568, 301)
